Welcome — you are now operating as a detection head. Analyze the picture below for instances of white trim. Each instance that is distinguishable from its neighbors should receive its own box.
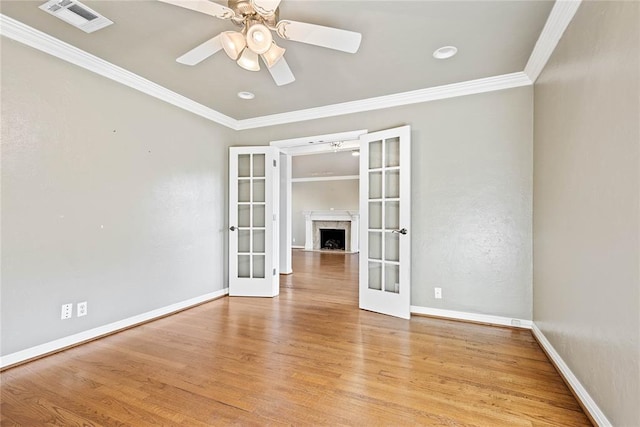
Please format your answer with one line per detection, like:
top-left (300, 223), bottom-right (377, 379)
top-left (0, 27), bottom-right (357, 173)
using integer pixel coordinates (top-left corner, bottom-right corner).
top-left (0, 16), bottom-right (532, 131)
top-left (292, 175), bottom-right (359, 183)
top-left (237, 72), bottom-right (532, 130)
top-left (1, 3), bottom-right (578, 129)
top-left (531, 324), bottom-right (612, 426)
top-left (0, 288), bottom-right (228, 369)
top-left (411, 306), bottom-right (533, 329)
top-left (0, 14), bottom-right (237, 129)
top-left (524, 0), bottom-right (582, 82)
top-left (291, 245), bottom-right (305, 249)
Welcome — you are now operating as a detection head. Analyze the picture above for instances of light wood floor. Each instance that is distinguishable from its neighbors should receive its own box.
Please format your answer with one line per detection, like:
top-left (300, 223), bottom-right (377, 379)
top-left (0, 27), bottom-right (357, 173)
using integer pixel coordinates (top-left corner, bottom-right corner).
top-left (1, 250), bottom-right (591, 426)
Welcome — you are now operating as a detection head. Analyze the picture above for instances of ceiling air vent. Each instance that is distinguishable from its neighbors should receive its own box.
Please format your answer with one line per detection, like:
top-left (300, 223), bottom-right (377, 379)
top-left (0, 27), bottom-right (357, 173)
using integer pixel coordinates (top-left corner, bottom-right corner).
top-left (39, 0), bottom-right (113, 33)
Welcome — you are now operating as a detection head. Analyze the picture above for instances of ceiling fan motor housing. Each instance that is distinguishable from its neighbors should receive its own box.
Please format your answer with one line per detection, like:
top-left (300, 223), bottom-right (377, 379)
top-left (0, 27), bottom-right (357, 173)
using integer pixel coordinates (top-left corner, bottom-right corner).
top-left (228, 0), bottom-right (279, 28)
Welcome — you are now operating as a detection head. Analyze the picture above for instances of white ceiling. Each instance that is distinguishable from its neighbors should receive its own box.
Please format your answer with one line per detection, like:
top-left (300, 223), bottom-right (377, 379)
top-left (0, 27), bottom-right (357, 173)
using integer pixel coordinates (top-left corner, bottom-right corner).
top-left (292, 150), bottom-right (359, 178)
top-left (0, 0), bottom-right (554, 122)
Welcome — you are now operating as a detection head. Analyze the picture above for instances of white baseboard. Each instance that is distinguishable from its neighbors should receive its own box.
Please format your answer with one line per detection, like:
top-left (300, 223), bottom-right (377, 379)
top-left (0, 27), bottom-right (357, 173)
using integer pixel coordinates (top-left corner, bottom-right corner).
top-left (291, 245), bottom-right (305, 249)
top-left (0, 288), bottom-right (229, 369)
top-left (531, 323), bottom-right (611, 426)
top-left (410, 306), bottom-right (533, 329)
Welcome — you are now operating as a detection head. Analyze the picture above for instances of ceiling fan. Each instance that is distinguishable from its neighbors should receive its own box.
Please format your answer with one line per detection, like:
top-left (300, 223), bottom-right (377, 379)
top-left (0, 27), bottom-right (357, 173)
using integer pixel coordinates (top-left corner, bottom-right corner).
top-left (158, 0), bottom-right (362, 86)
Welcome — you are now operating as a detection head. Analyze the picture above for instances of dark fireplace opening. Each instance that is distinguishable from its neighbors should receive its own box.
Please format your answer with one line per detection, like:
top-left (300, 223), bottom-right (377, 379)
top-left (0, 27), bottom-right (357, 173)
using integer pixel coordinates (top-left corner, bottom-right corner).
top-left (320, 228), bottom-right (346, 250)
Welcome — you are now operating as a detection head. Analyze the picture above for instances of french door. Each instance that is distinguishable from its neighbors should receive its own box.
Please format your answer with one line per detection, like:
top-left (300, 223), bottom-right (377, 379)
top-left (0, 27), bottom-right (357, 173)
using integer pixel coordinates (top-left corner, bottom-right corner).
top-left (359, 126), bottom-right (411, 319)
top-left (228, 147), bottom-right (279, 297)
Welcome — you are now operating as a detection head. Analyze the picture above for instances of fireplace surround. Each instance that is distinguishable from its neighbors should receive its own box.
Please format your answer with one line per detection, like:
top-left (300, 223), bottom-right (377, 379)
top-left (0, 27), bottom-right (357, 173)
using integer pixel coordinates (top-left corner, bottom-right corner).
top-left (303, 210), bottom-right (359, 252)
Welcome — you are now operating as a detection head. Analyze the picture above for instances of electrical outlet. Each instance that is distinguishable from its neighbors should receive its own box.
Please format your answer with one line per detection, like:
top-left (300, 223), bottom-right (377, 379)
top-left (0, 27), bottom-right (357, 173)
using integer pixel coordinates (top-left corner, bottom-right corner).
top-left (434, 287), bottom-right (442, 299)
top-left (77, 301), bottom-right (88, 317)
top-left (61, 303), bottom-right (73, 320)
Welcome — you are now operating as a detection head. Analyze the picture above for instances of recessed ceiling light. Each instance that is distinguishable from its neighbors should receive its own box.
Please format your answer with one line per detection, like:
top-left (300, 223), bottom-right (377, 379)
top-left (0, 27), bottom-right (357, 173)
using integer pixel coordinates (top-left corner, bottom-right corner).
top-left (237, 91), bottom-right (255, 100)
top-left (433, 46), bottom-right (458, 59)
top-left (351, 150), bottom-right (360, 157)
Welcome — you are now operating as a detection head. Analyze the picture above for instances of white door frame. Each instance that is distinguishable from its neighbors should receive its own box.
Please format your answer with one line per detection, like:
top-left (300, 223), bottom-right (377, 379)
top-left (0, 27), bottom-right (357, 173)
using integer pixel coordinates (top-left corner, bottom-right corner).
top-left (270, 129), bottom-right (367, 273)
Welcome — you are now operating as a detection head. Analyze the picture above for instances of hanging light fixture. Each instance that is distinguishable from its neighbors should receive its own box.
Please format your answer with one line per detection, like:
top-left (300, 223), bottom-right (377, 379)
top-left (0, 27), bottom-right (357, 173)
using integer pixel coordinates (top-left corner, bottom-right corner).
top-left (246, 23), bottom-right (273, 54)
top-left (261, 42), bottom-right (286, 68)
top-left (220, 31), bottom-right (246, 60)
top-left (237, 48), bottom-right (261, 71)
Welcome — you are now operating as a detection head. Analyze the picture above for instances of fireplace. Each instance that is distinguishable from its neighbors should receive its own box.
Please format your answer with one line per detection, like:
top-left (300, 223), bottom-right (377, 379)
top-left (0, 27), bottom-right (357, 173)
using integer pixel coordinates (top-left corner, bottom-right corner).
top-left (303, 210), bottom-right (359, 252)
top-left (320, 229), bottom-right (346, 250)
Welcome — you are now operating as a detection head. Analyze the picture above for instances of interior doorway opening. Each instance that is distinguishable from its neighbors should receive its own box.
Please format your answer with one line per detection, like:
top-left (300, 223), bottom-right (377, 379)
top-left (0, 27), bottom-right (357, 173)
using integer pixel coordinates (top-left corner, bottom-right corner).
top-left (271, 129), bottom-right (366, 275)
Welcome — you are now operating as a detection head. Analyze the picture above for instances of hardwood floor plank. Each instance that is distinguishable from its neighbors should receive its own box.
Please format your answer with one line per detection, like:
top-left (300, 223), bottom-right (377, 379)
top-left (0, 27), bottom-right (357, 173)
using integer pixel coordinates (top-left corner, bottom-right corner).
top-left (1, 250), bottom-right (591, 425)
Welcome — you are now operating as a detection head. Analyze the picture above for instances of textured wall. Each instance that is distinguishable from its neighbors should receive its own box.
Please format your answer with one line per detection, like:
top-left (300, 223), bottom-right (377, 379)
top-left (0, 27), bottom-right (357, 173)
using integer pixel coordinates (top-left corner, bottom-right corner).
top-left (1, 40), bottom-right (234, 356)
top-left (533, 2), bottom-right (639, 425)
top-left (235, 86), bottom-right (533, 319)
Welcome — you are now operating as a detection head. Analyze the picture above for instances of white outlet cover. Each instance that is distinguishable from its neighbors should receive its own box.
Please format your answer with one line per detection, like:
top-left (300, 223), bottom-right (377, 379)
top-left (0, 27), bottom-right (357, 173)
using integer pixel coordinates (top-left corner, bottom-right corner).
top-left (77, 301), bottom-right (88, 317)
top-left (61, 303), bottom-right (73, 319)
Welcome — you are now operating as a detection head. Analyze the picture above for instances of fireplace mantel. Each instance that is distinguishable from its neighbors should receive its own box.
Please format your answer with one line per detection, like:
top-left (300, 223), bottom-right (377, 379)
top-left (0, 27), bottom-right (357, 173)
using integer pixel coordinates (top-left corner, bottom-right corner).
top-left (303, 210), bottom-right (359, 252)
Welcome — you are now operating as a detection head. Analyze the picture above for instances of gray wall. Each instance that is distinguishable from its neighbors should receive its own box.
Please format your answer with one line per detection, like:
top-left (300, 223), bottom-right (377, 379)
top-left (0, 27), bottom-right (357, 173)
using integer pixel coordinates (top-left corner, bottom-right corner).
top-left (236, 86), bottom-right (533, 319)
top-left (1, 40), bottom-right (234, 356)
top-left (533, 2), bottom-right (639, 425)
top-left (291, 179), bottom-right (359, 246)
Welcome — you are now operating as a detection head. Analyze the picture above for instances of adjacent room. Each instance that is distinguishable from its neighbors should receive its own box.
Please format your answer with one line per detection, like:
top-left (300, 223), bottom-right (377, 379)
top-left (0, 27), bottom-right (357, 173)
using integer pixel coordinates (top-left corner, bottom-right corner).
top-left (1, 0), bottom-right (638, 425)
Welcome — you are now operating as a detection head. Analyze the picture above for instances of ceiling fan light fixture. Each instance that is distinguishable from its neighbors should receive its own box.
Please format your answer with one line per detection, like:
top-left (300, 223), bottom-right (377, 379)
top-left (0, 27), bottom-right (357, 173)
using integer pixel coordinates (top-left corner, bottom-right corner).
top-left (261, 42), bottom-right (286, 68)
top-left (220, 31), bottom-right (246, 60)
top-left (237, 48), bottom-right (261, 71)
top-left (246, 23), bottom-right (273, 54)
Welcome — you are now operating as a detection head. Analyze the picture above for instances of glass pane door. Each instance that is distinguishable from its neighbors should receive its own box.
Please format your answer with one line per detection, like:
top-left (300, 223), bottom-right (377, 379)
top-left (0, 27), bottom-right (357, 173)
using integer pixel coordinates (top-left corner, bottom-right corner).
top-left (359, 126), bottom-right (411, 319)
top-left (229, 147), bottom-right (279, 297)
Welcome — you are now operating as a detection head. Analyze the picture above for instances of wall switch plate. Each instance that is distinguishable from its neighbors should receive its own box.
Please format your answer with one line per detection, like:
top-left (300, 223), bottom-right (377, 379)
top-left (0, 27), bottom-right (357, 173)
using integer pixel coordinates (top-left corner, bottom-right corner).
top-left (61, 303), bottom-right (73, 319)
top-left (434, 287), bottom-right (442, 299)
top-left (77, 301), bottom-right (87, 317)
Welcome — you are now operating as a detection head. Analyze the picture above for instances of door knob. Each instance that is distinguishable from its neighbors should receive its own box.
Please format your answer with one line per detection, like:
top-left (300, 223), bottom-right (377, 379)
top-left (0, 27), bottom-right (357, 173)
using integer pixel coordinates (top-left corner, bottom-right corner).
top-left (229, 226), bottom-right (237, 231)
top-left (392, 228), bottom-right (408, 235)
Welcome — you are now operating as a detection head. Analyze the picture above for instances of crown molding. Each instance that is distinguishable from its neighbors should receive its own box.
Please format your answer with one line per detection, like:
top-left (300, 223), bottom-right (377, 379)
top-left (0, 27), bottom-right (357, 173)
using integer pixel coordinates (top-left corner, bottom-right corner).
top-left (0, 14), bottom-right (237, 129)
top-left (524, 0), bottom-right (582, 82)
top-left (4, 8), bottom-right (575, 131)
top-left (235, 72), bottom-right (533, 130)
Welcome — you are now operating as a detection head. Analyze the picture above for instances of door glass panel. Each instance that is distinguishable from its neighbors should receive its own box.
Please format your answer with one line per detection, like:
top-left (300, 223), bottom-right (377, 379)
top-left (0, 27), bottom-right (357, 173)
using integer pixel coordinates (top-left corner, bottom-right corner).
top-left (253, 255), bottom-right (265, 278)
top-left (369, 171), bottom-right (382, 199)
top-left (238, 229), bottom-right (250, 253)
top-left (253, 154), bottom-right (265, 177)
top-left (238, 154), bottom-right (251, 177)
top-left (385, 137), bottom-right (400, 167)
top-left (369, 231), bottom-right (382, 260)
top-left (253, 230), bottom-right (265, 253)
top-left (369, 202), bottom-right (382, 229)
top-left (238, 180), bottom-right (250, 203)
top-left (384, 263), bottom-right (399, 294)
top-left (385, 232), bottom-right (399, 262)
top-left (253, 179), bottom-right (266, 203)
top-left (253, 204), bottom-right (265, 227)
top-left (368, 261), bottom-right (382, 290)
top-left (369, 140), bottom-right (383, 169)
top-left (238, 255), bottom-right (250, 278)
top-left (385, 201), bottom-right (399, 230)
top-left (385, 170), bottom-right (400, 199)
top-left (238, 205), bottom-right (250, 227)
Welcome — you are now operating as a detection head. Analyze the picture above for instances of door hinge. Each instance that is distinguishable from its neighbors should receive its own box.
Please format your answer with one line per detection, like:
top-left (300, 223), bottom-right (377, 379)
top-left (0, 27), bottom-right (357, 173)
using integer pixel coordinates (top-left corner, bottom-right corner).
top-left (273, 159), bottom-right (277, 167)
top-left (273, 268), bottom-right (277, 276)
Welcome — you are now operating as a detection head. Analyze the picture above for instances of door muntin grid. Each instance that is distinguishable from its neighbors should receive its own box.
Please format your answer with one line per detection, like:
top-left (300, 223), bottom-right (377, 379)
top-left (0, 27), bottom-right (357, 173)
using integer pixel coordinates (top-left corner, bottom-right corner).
top-left (367, 137), bottom-right (401, 294)
top-left (237, 153), bottom-right (266, 279)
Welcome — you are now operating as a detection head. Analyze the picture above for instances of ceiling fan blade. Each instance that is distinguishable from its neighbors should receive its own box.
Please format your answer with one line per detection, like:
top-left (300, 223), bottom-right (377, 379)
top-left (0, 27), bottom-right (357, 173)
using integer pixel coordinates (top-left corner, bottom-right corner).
top-left (250, 0), bottom-right (281, 17)
top-left (176, 35), bottom-right (223, 65)
top-left (264, 56), bottom-right (295, 86)
top-left (157, 0), bottom-right (234, 20)
top-left (276, 20), bottom-right (362, 54)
